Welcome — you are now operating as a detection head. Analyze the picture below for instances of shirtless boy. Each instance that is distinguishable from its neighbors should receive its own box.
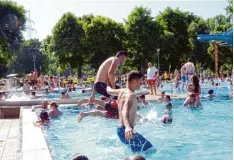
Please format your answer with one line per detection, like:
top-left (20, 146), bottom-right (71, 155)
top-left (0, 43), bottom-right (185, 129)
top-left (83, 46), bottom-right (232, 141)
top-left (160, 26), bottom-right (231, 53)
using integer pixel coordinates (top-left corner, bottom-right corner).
top-left (89, 51), bottom-right (127, 102)
top-left (117, 71), bottom-right (154, 153)
top-left (181, 58), bottom-right (195, 82)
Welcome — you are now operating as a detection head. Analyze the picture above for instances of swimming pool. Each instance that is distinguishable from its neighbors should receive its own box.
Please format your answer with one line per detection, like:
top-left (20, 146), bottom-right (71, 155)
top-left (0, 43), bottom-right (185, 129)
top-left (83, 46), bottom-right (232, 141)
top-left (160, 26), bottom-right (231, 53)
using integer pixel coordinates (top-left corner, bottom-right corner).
top-left (42, 90), bottom-right (233, 160)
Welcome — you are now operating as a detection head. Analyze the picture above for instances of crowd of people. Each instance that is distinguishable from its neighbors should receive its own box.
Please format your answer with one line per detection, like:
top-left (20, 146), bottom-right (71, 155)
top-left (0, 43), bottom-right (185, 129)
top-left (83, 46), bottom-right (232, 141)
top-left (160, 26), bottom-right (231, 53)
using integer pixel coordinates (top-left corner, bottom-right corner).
top-left (1, 50), bottom-right (232, 159)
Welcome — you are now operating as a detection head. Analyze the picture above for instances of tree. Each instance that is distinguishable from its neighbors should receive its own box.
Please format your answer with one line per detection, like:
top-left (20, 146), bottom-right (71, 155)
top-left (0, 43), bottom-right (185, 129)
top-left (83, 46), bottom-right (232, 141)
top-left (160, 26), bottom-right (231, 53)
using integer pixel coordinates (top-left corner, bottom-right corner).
top-left (124, 6), bottom-right (162, 73)
top-left (188, 16), bottom-right (210, 69)
top-left (0, 0), bottom-right (26, 76)
top-left (156, 7), bottom-right (193, 71)
top-left (206, 14), bottom-right (233, 72)
top-left (51, 12), bottom-right (85, 77)
top-left (226, 0), bottom-right (233, 22)
top-left (13, 39), bottom-right (48, 74)
top-left (80, 15), bottom-right (124, 70)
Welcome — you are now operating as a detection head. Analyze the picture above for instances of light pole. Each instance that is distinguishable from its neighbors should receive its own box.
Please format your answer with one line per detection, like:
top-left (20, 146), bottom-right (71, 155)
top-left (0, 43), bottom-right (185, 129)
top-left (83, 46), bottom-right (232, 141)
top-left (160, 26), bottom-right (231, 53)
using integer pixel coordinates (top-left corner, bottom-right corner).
top-left (33, 54), bottom-right (36, 70)
top-left (157, 48), bottom-right (160, 71)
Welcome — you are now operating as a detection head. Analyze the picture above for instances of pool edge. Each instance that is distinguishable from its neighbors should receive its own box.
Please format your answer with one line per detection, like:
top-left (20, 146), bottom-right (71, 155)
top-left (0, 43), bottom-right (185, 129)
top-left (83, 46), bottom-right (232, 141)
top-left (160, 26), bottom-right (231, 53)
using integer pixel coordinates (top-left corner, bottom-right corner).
top-left (21, 108), bottom-right (52, 160)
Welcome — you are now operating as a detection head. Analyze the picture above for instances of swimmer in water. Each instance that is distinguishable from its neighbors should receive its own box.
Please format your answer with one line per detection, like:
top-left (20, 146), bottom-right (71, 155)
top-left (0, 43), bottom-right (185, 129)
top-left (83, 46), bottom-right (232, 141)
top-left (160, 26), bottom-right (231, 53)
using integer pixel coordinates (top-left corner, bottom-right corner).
top-left (183, 94), bottom-right (196, 107)
top-left (77, 100), bottom-right (119, 121)
top-left (158, 91), bottom-right (165, 101)
top-left (117, 71), bottom-right (155, 153)
top-left (60, 92), bottom-right (70, 99)
top-left (164, 95), bottom-right (171, 103)
top-left (187, 75), bottom-right (201, 106)
top-left (49, 101), bottom-right (62, 118)
top-left (126, 155), bottom-right (146, 160)
top-left (161, 103), bottom-right (173, 124)
top-left (138, 95), bottom-right (148, 106)
top-left (34, 110), bottom-right (50, 126)
top-left (72, 154), bottom-right (89, 160)
top-left (205, 89), bottom-right (215, 98)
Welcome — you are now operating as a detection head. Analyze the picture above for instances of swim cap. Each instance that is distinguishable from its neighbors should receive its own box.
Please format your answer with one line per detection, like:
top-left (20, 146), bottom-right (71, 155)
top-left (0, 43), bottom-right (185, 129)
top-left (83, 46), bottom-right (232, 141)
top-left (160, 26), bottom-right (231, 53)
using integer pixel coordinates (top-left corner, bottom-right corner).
top-left (110, 100), bottom-right (118, 109)
top-left (161, 115), bottom-right (172, 124)
top-left (105, 100), bottom-right (118, 110)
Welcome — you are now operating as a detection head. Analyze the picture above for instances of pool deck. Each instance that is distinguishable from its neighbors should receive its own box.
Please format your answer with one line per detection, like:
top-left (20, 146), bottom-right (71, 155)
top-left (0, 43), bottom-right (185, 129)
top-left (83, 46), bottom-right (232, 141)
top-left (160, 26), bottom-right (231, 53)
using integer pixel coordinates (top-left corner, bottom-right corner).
top-left (145, 93), bottom-right (187, 100)
top-left (0, 118), bottom-right (21, 160)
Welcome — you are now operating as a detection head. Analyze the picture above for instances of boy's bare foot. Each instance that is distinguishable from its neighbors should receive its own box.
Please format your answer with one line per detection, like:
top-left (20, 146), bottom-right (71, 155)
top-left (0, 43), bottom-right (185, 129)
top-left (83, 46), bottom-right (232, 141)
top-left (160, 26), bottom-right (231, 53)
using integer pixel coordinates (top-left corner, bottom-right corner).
top-left (77, 97), bottom-right (85, 106)
top-left (77, 112), bottom-right (85, 122)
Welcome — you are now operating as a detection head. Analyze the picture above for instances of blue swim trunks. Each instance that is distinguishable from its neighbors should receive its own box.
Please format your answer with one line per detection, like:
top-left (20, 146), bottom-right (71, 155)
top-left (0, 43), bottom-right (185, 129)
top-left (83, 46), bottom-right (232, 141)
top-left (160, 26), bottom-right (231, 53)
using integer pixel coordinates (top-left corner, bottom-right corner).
top-left (182, 75), bottom-right (187, 83)
top-left (117, 126), bottom-right (153, 153)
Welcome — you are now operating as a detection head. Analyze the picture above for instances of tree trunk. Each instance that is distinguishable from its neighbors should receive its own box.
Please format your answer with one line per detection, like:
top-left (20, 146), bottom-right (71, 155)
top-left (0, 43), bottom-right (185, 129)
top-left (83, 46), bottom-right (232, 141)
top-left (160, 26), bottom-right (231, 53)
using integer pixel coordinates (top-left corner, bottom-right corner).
top-left (78, 63), bottom-right (82, 77)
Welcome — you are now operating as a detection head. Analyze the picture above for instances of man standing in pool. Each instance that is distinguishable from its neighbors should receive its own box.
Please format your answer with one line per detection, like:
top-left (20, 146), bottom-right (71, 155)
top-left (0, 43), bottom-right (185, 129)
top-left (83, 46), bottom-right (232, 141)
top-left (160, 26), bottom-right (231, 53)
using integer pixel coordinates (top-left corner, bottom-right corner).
top-left (117, 71), bottom-right (154, 153)
top-left (89, 51), bottom-right (127, 102)
top-left (181, 58), bottom-right (195, 82)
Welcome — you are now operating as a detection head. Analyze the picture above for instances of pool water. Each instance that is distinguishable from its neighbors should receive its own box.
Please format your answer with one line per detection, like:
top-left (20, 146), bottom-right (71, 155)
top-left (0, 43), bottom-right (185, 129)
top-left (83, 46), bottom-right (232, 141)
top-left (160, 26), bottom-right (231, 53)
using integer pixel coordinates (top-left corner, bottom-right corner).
top-left (43, 87), bottom-right (233, 160)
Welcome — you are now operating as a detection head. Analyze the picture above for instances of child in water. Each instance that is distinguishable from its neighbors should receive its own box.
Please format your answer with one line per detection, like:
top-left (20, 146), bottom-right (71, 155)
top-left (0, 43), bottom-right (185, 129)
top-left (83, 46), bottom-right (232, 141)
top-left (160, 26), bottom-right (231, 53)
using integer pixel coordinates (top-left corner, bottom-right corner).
top-left (34, 110), bottom-right (50, 126)
top-left (161, 103), bottom-right (173, 124)
top-left (183, 94), bottom-right (196, 107)
top-left (187, 75), bottom-right (201, 106)
top-left (49, 101), bottom-right (62, 118)
top-left (205, 89), bottom-right (215, 98)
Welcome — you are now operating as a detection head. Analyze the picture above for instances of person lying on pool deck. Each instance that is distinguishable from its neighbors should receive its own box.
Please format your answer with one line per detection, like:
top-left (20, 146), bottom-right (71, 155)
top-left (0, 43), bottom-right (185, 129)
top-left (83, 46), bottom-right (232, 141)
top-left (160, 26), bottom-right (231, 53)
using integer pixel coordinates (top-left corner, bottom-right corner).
top-left (117, 71), bottom-right (155, 153)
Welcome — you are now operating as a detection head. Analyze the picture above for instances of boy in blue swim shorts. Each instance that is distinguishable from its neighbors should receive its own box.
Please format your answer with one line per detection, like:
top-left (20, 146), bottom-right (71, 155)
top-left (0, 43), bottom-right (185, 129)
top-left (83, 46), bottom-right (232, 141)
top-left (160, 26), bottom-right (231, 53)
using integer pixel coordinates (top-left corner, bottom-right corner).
top-left (117, 71), bottom-right (154, 153)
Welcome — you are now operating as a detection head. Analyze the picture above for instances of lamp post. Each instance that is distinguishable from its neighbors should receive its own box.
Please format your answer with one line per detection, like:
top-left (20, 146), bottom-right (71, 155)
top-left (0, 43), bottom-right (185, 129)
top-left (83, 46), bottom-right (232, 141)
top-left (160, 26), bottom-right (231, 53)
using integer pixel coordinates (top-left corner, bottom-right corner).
top-left (33, 54), bottom-right (36, 70)
top-left (157, 48), bottom-right (160, 71)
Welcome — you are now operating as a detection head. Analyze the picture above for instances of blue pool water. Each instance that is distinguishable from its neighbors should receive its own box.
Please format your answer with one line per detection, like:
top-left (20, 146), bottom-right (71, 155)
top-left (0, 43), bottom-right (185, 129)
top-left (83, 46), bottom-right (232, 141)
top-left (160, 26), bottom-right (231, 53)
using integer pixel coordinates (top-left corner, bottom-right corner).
top-left (43, 87), bottom-right (233, 160)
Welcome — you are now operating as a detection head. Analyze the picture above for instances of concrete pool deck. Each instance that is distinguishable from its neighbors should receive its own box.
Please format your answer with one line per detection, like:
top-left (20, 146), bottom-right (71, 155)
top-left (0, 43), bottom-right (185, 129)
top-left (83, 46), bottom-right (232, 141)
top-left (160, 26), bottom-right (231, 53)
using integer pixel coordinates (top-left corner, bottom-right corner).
top-left (145, 93), bottom-right (187, 100)
top-left (0, 118), bottom-right (20, 160)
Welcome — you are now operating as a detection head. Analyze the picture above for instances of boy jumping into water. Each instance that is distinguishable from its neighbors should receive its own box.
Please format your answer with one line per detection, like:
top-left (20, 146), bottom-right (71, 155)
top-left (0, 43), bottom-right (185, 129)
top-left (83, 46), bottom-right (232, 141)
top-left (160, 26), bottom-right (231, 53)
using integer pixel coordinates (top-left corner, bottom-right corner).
top-left (89, 51), bottom-right (127, 102)
top-left (117, 71), bottom-right (154, 153)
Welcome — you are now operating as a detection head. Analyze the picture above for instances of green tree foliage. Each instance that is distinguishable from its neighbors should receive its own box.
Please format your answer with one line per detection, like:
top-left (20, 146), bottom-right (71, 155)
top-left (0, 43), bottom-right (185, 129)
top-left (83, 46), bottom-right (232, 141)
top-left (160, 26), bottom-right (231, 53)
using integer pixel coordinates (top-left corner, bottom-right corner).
top-left (0, 0), bottom-right (26, 76)
top-left (226, 0), bottom-right (233, 22)
top-left (51, 12), bottom-right (85, 77)
top-left (125, 6), bottom-right (162, 72)
top-left (40, 1), bottom-right (233, 76)
top-left (13, 39), bottom-right (47, 74)
top-left (206, 13), bottom-right (233, 72)
top-left (80, 15), bottom-right (124, 70)
top-left (156, 7), bottom-right (194, 70)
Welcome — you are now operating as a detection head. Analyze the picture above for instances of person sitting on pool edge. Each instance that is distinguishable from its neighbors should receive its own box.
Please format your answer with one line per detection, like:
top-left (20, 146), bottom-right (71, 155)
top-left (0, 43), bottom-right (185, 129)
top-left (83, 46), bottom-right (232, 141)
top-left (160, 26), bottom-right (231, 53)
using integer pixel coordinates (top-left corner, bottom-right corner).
top-left (49, 101), bottom-right (62, 118)
top-left (117, 71), bottom-right (155, 153)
